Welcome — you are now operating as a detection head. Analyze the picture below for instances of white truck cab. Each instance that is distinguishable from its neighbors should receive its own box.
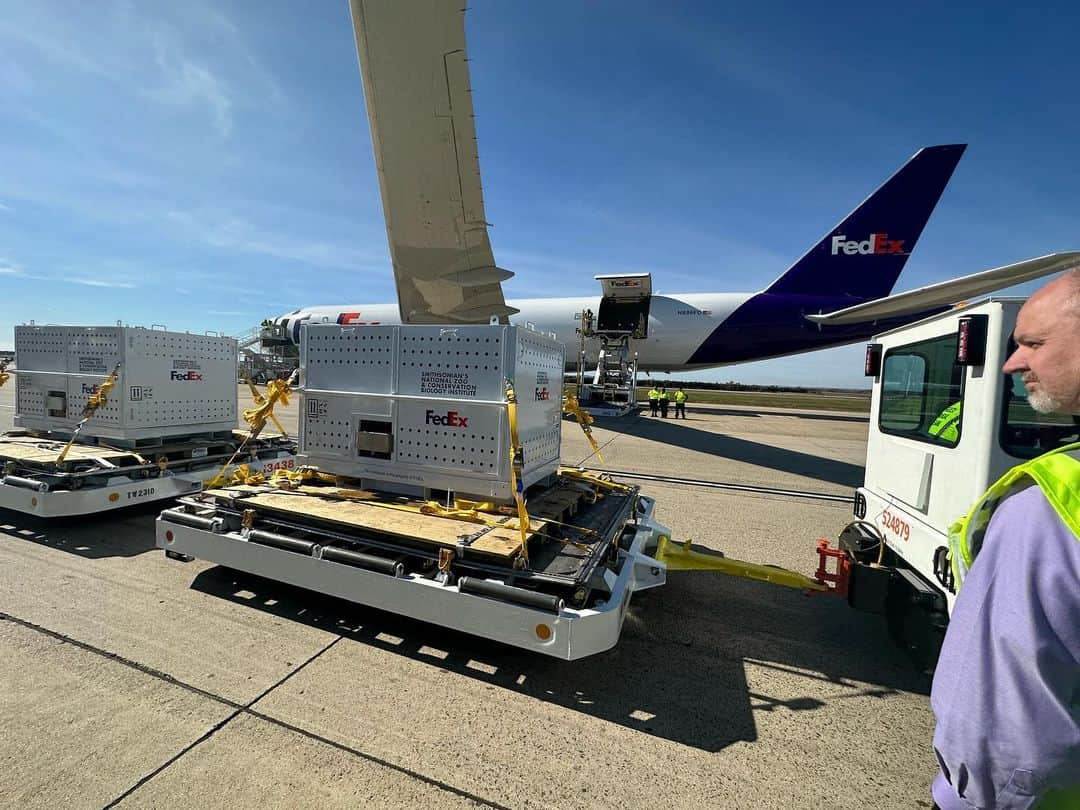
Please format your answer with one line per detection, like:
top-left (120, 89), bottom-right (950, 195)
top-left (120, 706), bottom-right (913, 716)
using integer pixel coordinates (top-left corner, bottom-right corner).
top-left (823, 298), bottom-right (1079, 668)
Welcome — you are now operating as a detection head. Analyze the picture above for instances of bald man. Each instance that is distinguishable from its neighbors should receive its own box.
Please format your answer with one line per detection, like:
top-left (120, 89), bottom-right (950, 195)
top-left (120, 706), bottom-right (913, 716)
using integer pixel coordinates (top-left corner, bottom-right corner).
top-left (931, 270), bottom-right (1080, 810)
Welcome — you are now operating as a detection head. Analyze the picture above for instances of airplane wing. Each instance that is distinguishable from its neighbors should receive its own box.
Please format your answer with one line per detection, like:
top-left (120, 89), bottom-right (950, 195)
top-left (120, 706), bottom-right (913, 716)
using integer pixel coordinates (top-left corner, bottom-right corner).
top-left (348, 0), bottom-right (517, 324)
top-left (804, 252), bottom-right (1080, 325)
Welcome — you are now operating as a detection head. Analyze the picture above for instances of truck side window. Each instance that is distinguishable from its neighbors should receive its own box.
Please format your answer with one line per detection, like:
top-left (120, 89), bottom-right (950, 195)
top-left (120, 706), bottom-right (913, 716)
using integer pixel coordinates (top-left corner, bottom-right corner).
top-left (878, 333), bottom-right (964, 447)
top-left (998, 341), bottom-right (1079, 459)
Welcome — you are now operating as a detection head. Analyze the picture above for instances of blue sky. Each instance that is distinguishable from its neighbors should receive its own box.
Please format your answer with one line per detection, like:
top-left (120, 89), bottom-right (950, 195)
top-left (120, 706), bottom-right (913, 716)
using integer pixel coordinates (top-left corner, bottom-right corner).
top-left (1, 1), bottom-right (1077, 387)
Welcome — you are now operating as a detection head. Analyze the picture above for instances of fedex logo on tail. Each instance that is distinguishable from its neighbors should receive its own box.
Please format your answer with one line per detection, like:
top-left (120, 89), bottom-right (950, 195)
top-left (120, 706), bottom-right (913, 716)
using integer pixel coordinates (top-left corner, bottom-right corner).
top-left (830, 233), bottom-right (907, 256)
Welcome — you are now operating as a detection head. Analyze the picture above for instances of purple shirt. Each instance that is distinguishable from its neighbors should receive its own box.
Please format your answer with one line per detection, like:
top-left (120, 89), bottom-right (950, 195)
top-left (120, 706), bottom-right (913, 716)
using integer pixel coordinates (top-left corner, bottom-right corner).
top-left (931, 485), bottom-right (1080, 809)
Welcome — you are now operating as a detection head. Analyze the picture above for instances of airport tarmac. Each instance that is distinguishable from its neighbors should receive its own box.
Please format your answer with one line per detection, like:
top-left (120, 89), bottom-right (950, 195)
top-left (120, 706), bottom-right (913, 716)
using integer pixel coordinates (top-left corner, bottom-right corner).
top-left (0, 385), bottom-right (937, 809)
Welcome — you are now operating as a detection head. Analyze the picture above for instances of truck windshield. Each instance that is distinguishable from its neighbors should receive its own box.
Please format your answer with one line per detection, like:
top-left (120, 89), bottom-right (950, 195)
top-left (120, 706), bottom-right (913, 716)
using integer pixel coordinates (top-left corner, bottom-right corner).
top-left (878, 332), bottom-right (964, 447)
top-left (999, 369), bottom-right (1079, 459)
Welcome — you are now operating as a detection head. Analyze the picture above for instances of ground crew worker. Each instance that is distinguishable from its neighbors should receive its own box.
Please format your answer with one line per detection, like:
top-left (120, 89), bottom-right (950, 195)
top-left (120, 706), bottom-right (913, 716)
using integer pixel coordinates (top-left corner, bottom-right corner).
top-left (928, 400), bottom-right (961, 444)
top-left (658, 387), bottom-right (670, 418)
top-left (674, 386), bottom-right (687, 419)
top-left (648, 385), bottom-right (660, 416)
top-left (931, 270), bottom-right (1080, 810)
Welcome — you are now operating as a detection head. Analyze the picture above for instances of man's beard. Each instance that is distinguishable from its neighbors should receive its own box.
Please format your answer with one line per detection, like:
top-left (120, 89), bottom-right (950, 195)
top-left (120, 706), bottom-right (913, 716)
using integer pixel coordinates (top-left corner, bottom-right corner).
top-left (1027, 387), bottom-right (1062, 414)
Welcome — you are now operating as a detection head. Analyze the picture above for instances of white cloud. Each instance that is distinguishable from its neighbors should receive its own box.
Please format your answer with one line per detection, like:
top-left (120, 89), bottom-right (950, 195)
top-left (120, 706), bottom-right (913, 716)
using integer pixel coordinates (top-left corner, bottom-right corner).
top-left (148, 28), bottom-right (234, 137)
top-left (67, 278), bottom-right (138, 289)
top-left (165, 210), bottom-right (382, 271)
top-left (0, 202), bottom-right (12, 212)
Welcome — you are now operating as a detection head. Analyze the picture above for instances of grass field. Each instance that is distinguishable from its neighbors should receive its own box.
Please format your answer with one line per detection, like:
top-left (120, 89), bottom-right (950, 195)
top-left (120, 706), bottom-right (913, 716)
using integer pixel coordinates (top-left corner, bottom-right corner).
top-left (631, 387), bottom-right (870, 413)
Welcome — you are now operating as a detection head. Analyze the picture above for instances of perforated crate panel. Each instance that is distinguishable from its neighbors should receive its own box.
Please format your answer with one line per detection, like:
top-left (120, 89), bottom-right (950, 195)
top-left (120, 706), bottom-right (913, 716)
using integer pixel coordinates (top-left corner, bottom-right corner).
top-left (13, 326), bottom-right (237, 442)
top-left (300, 324), bottom-right (564, 500)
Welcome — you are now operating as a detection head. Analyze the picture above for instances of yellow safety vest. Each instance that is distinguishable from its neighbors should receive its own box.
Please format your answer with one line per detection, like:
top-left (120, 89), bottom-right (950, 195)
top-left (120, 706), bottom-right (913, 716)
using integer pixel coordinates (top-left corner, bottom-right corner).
top-left (648, 389), bottom-right (660, 401)
top-left (949, 441), bottom-right (1080, 589)
top-left (948, 442), bottom-right (1080, 810)
top-left (929, 401), bottom-right (962, 443)
top-left (658, 390), bottom-right (669, 401)
top-left (675, 391), bottom-right (687, 404)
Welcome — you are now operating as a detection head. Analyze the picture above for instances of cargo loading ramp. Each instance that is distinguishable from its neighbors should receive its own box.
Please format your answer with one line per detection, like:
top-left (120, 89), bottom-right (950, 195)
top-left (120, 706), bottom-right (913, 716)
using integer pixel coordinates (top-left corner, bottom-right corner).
top-left (575, 274), bottom-right (651, 417)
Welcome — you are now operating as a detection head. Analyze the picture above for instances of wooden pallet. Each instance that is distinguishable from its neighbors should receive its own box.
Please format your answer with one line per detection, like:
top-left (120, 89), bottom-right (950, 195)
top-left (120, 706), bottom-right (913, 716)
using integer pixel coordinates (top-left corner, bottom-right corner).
top-left (0, 436), bottom-right (139, 466)
top-left (198, 478), bottom-right (599, 561)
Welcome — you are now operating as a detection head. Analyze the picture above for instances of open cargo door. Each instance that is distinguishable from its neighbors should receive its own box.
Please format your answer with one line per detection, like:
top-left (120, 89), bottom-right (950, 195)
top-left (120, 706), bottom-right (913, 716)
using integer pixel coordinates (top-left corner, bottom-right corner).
top-left (595, 273), bottom-right (651, 338)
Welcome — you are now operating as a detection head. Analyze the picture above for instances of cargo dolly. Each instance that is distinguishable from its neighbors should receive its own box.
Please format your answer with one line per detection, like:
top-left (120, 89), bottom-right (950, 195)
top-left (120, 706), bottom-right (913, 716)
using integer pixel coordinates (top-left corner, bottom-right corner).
top-left (158, 468), bottom-right (668, 659)
top-left (154, 322), bottom-right (834, 659)
top-left (0, 429), bottom-right (295, 518)
top-left (1, 324), bottom-right (297, 517)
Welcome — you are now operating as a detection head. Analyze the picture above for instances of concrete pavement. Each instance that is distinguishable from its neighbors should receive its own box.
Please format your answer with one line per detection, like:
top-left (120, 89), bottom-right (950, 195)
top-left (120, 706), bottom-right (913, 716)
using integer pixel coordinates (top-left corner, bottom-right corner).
top-left (0, 385), bottom-right (936, 809)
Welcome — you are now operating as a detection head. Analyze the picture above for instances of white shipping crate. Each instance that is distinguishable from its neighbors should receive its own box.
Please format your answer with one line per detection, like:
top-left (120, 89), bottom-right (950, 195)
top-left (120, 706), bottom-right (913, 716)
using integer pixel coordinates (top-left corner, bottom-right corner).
top-left (14, 326), bottom-right (238, 443)
top-left (300, 324), bottom-right (564, 500)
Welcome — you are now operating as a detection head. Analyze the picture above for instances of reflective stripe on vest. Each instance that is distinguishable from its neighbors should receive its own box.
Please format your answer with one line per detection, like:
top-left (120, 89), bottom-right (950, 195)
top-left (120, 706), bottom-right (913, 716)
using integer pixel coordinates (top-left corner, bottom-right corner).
top-left (948, 441), bottom-right (1080, 589)
top-left (929, 401), bottom-right (962, 443)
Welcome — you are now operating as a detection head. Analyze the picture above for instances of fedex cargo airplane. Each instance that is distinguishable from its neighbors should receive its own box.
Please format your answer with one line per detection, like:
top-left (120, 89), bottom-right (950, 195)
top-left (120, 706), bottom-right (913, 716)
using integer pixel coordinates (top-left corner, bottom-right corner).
top-left (267, 144), bottom-right (1078, 371)
top-left (265, 4), bottom-right (1079, 372)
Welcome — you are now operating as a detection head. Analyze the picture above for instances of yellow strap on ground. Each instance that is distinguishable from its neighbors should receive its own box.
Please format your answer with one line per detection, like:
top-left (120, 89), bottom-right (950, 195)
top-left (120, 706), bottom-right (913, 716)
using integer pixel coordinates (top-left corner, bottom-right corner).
top-left (655, 535), bottom-right (828, 592)
top-left (563, 391), bottom-right (604, 463)
top-left (57, 362), bottom-right (122, 464)
top-left (243, 374), bottom-right (289, 437)
top-left (505, 380), bottom-right (531, 566)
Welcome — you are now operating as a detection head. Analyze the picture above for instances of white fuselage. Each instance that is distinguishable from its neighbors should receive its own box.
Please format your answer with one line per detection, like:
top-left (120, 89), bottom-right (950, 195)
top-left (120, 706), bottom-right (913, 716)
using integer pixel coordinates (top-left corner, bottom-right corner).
top-left (277, 292), bottom-right (752, 372)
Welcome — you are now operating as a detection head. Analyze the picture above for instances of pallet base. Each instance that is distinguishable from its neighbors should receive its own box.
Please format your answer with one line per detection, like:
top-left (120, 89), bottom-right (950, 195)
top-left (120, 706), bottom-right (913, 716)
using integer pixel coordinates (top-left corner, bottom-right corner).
top-left (157, 490), bottom-right (668, 659)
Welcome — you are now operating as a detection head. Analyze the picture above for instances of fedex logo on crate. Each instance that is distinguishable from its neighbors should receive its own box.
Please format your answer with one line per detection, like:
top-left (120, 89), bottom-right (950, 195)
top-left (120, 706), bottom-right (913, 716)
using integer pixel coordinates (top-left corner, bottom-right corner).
top-left (426, 409), bottom-right (469, 428)
top-left (81, 383), bottom-right (100, 395)
top-left (170, 359), bottom-right (203, 382)
top-left (535, 371), bottom-right (550, 401)
top-left (829, 233), bottom-right (907, 256)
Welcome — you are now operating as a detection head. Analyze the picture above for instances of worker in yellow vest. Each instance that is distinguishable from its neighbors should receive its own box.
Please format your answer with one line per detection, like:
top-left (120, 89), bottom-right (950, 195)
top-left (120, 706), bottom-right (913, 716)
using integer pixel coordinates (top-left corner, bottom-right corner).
top-left (674, 386), bottom-right (687, 419)
top-left (931, 270), bottom-right (1080, 810)
top-left (658, 387), bottom-right (670, 418)
top-left (647, 385), bottom-right (660, 416)
top-left (928, 401), bottom-right (962, 444)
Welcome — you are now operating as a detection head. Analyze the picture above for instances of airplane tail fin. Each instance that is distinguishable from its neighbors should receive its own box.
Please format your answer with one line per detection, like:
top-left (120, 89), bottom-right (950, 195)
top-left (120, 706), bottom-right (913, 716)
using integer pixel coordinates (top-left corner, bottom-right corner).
top-left (765, 144), bottom-right (965, 298)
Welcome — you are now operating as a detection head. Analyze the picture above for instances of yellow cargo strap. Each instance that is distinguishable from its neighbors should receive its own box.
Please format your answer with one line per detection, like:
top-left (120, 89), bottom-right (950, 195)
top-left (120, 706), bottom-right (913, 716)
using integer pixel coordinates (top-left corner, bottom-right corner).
top-left (655, 535), bottom-right (828, 592)
top-left (209, 464), bottom-right (266, 487)
top-left (242, 378), bottom-right (291, 436)
top-left (505, 379), bottom-right (531, 566)
top-left (268, 466), bottom-right (341, 488)
top-left (56, 362), bottom-right (122, 464)
top-left (557, 466), bottom-right (633, 493)
top-left (563, 391), bottom-right (604, 463)
top-left (243, 374), bottom-right (289, 437)
top-left (206, 379), bottom-right (293, 488)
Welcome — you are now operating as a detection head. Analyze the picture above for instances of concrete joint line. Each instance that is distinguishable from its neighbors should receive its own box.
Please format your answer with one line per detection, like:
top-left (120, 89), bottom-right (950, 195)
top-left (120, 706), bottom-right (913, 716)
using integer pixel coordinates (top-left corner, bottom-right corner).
top-left (0, 613), bottom-right (510, 810)
top-left (100, 635), bottom-right (342, 809)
